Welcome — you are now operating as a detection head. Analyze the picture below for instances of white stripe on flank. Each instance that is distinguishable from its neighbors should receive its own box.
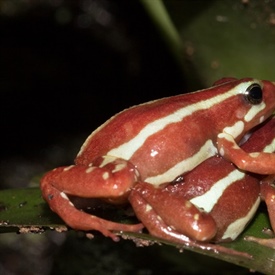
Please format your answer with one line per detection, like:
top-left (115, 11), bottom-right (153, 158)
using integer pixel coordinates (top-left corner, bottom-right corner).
top-left (108, 81), bottom-right (256, 160)
top-left (145, 139), bottom-right (217, 186)
top-left (221, 197), bottom-right (260, 240)
top-left (190, 170), bottom-right (245, 212)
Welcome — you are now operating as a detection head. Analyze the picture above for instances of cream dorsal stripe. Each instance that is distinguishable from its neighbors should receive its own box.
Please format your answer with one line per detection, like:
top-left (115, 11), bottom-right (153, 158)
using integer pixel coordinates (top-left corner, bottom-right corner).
top-left (107, 81), bottom-right (258, 160)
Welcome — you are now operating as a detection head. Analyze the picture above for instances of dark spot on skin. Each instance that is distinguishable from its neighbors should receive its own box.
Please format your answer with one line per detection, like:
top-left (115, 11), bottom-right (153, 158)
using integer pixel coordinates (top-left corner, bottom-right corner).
top-left (271, 181), bottom-right (275, 188)
top-left (172, 175), bottom-right (184, 184)
top-left (48, 194), bottom-right (54, 200)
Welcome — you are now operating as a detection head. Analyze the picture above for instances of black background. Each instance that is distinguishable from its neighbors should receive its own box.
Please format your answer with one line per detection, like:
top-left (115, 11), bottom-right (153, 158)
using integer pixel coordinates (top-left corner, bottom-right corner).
top-left (0, 1), bottom-right (184, 188)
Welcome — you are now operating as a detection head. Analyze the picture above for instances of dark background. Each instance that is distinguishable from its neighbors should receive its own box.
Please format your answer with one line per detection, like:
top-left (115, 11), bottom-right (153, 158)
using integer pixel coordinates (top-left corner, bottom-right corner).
top-left (0, 1), bottom-right (185, 189)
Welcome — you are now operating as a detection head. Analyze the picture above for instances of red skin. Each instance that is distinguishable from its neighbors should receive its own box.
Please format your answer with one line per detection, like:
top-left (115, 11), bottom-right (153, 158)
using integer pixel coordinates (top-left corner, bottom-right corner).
top-left (40, 78), bottom-right (275, 252)
top-left (129, 117), bottom-right (275, 244)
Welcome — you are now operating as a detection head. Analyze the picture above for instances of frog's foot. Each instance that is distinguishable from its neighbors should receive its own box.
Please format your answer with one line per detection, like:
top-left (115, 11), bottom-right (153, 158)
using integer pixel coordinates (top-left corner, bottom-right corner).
top-left (260, 176), bottom-right (275, 231)
top-left (42, 183), bottom-right (144, 241)
top-left (242, 177), bottom-right (275, 249)
top-left (244, 235), bottom-right (275, 249)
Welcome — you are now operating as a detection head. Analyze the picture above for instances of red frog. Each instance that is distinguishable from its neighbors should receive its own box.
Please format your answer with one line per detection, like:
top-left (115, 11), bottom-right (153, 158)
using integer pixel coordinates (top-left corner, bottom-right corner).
top-left (41, 78), bottom-right (275, 250)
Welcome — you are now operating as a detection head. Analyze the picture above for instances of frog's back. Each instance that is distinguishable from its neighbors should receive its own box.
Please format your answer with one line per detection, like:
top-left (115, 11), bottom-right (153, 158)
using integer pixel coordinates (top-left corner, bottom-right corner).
top-left (75, 78), bottom-right (260, 170)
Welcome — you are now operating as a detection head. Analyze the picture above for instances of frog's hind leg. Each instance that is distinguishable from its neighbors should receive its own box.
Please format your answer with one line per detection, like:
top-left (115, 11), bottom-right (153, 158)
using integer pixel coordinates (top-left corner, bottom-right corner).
top-left (129, 182), bottom-right (251, 258)
top-left (41, 179), bottom-right (143, 241)
top-left (129, 182), bottom-right (217, 242)
top-left (40, 156), bottom-right (143, 240)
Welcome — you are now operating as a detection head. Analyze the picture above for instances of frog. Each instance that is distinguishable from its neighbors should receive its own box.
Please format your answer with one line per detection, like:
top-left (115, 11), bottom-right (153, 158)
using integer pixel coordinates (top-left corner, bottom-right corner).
top-left (41, 77), bottom-right (275, 252)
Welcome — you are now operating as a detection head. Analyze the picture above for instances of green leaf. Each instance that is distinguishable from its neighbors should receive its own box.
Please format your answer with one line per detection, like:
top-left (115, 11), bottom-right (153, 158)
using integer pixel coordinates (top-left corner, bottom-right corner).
top-left (0, 187), bottom-right (65, 233)
top-left (142, 0), bottom-right (275, 88)
top-left (0, 187), bottom-right (274, 274)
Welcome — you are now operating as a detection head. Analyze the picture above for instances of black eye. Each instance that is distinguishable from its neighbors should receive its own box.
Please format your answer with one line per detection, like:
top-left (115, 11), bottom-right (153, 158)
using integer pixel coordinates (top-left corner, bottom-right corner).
top-left (244, 83), bottom-right (263, 104)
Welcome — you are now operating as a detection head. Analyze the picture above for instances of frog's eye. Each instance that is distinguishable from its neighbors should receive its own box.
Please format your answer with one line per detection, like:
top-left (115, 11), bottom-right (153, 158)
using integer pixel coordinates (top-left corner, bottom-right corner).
top-left (244, 83), bottom-right (263, 104)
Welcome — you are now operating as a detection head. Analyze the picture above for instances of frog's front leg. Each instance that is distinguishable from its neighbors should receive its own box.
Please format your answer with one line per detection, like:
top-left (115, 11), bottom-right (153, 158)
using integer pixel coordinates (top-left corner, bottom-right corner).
top-left (218, 132), bottom-right (275, 174)
top-left (40, 156), bottom-right (144, 240)
top-left (245, 176), bottom-right (275, 248)
top-left (261, 176), bottom-right (275, 232)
